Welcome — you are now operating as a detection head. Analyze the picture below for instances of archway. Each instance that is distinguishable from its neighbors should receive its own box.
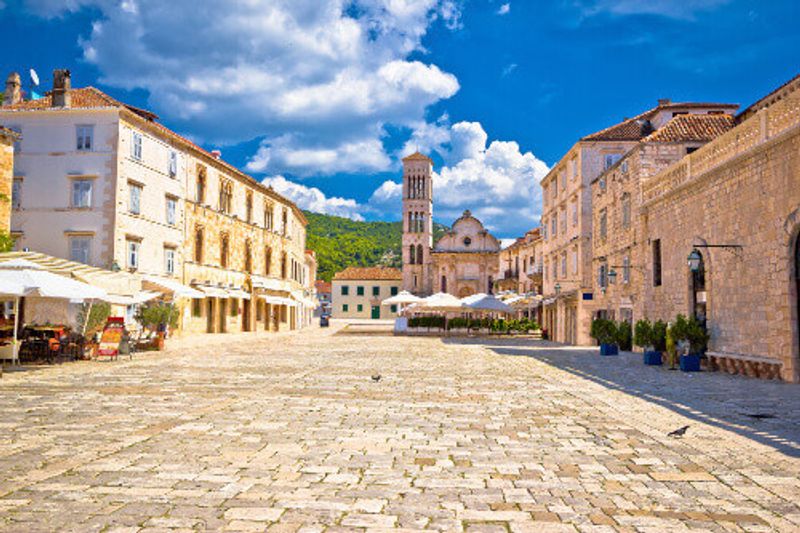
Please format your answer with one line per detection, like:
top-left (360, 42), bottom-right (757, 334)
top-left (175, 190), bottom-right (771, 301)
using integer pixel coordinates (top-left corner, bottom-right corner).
top-left (691, 250), bottom-right (707, 328)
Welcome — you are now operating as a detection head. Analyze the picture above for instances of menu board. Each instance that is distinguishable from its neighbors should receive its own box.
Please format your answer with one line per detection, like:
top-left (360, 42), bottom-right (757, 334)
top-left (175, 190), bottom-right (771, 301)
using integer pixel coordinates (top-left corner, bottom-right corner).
top-left (97, 317), bottom-right (125, 357)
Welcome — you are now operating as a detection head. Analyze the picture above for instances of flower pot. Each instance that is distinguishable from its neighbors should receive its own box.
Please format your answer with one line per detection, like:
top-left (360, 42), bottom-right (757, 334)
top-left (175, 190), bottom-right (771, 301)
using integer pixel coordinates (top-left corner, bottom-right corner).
top-left (600, 343), bottom-right (619, 356)
top-left (679, 353), bottom-right (701, 372)
top-left (643, 351), bottom-right (663, 366)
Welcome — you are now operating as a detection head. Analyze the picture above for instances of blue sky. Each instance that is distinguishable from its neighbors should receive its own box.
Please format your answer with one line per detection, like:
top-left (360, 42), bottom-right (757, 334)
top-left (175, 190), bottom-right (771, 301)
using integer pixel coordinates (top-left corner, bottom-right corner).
top-left (1, 0), bottom-right (798, 237)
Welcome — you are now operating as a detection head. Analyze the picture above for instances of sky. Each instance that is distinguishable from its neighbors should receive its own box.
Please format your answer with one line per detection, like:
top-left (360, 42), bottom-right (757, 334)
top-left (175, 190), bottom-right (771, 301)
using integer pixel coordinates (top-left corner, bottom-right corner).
top-left (1, 0), bottom-right (798, 238)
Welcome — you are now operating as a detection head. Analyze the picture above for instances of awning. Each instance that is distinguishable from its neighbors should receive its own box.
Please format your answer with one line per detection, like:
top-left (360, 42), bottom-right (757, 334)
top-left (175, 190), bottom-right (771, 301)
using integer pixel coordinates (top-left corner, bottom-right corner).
top-left (142, 275), bottom-right (204, 299)
top-left (0, 259), bottom-right (108, 302)
top-left (195, 285), bottom-right (230, 298)
top-left (227, 288), bottom-right (251, 300)
top-left (251, 276), bottom-right (288, 291)
top-left (260, 295), bottom-right (297, 306)
top-left (103, 290), bottom-right (162, 306)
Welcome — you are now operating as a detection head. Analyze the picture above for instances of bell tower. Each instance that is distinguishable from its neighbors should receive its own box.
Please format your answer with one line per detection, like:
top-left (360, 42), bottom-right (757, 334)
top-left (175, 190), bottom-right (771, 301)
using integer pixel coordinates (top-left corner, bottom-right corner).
top-left (401, 152), bottom-right (434, 295)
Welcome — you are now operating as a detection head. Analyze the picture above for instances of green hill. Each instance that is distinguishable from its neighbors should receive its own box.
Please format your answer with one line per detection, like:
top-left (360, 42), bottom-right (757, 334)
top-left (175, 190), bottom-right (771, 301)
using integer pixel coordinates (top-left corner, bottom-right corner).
top-left (304, 211), bottom-right (448, 282)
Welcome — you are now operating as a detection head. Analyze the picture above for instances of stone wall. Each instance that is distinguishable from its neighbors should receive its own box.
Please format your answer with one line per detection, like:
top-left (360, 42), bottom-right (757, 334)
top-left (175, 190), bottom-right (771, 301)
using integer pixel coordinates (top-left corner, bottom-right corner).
top-left (641, 95), bottom-right (800, 381)
top-left (0, 137), bottom-right (12, 233)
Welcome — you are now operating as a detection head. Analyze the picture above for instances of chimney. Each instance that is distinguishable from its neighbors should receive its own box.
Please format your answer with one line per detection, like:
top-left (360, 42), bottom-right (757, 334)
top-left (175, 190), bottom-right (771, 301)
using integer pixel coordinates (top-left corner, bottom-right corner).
top-left (52, 69), bottom-right (72, 108)
top-left (657, 98), bottom-right (671, 106)
top-left (211, 149), bottom-right (222, 159)
top-left (3, 72), bottom-right (21, 106)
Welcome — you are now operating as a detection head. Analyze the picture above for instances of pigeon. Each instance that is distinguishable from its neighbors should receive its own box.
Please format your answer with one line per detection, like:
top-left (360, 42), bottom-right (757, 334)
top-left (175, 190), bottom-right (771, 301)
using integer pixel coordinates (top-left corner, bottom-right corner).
top-left (371, 374), bottom-right (381, 382)
top-left (667, 425), bottom-right (690, 438)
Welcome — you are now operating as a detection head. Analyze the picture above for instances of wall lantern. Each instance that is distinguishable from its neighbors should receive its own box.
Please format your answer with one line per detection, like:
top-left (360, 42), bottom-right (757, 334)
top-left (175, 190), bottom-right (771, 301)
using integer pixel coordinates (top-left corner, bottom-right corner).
top-left (607, 269), bottom-right (617, 285)
top-left (687, 249), bottom-right (702, 272)
top-left (554, 283), bottom-right (561, 295)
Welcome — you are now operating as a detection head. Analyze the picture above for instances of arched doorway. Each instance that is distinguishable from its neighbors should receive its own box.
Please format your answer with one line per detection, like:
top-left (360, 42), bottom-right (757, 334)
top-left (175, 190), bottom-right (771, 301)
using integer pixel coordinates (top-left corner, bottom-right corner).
top-left (441, 275), bottom-right (447, 293)
top-left (691, 250), bottom-right (707, 328)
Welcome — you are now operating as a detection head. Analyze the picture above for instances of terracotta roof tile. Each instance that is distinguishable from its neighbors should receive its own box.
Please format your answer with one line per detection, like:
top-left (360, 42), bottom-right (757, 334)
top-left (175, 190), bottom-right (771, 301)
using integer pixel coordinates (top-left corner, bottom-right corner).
top-left (333, 267), bottom-right (402, 281)
top-left (643, 113), bottom-right (735, 143)
top-left (315, 280), bottom-right (332, 293)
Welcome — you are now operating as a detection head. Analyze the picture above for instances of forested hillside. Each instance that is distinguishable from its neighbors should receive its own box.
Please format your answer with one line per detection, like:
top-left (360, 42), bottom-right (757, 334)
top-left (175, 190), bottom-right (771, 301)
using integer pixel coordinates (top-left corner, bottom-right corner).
top-left (304, 211), bottom-right (448, 281)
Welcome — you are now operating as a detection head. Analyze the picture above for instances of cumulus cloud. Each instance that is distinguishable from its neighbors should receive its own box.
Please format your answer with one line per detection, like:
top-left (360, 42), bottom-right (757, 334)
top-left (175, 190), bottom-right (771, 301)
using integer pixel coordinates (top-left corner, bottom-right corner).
top-left (497, 3), bottom-right (510, 15)
top-left (263, 176), bottom-right (364, 221)
top-left (372, 120), bottom-right (549, 236)
top-left (25, 0), bottom-right (461, 175)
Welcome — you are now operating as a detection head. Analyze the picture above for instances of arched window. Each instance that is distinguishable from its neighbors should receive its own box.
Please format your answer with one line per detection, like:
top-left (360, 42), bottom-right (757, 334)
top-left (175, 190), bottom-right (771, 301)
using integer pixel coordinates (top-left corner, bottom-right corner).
top-left (265, 247), bottom-right (272, 275)
top-left (245, 191), bottom-right (253, 223)
top-left (417, 244), bottom-right (424, 265)
top-left (194, 226), bottom-right (204, 262)
top-left (244, 239), bottom-right (252, 273)
top-left (196, 166), bottom-right (206, 203)
top-left (281, 252), bottom-right (287, 279)
top-left (441, 275), bottom-right (447, 293)
top-left (220, 234), bottom-right (229, 268)
top-left (409, 244), bottom-right (416, 265)
top-left (219, 179), bottom-right (233, 214)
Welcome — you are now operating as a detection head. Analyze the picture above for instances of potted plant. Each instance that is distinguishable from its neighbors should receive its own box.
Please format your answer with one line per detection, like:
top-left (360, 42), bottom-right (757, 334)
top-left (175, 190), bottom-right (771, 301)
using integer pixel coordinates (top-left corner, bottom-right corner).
top-left (634, 319), bottom-right (662, 365)
top-left (616, 320), bottom-right (632, 351)
top-left (681, 316), bottom-right (709, 372)
top-left (591, 318), bottom-right (618, 355)
top-left (136, 302), bottom-right (179, 350)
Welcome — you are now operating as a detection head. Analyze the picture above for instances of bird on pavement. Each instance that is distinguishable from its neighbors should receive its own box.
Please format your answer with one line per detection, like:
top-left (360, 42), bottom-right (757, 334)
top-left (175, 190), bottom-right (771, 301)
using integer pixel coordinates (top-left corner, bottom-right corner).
top-left (371, 374), bottom-right (381, 382)
top-left (667, 425), bottom-right (690, 438)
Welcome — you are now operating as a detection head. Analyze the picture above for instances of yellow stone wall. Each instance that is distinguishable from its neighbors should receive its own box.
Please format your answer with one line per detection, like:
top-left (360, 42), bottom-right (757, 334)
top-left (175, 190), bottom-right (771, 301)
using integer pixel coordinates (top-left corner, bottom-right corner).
top-left (0, 136), bottom-right (13, 233)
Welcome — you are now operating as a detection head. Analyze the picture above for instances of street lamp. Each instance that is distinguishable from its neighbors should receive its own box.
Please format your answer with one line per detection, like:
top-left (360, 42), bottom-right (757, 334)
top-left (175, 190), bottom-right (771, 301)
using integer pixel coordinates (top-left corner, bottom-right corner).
top-left (554, 283), bottom-right (561, 295)
top-left (687, 249), bottom-right (702, 272)
top-left (608, 269), bottom-right (617, 285)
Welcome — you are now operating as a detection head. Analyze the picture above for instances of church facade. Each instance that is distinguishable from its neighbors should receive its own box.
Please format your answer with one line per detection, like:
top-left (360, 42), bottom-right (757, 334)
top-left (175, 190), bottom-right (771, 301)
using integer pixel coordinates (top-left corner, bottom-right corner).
top-left (401, 152), bottom-right (501, 297)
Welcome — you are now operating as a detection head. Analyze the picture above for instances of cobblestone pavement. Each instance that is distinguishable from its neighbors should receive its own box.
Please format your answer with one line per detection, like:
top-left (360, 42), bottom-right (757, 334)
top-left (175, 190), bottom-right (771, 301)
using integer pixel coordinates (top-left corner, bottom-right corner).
top-left (1, 324), bottom-right (800, 532)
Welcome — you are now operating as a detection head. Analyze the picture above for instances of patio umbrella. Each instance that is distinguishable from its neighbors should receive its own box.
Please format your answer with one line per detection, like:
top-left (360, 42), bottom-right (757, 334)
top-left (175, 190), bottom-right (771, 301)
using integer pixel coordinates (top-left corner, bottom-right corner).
top-left (381, 290), bottom-right (422, 306)
top-left (0, 278), bottom-right (28, 366)
top-left (0, 259), bottom-right (108, 301)
top-left (461, 293), bottom-right (513, 314)
top-left (417, 292), bottom-right (467, 312)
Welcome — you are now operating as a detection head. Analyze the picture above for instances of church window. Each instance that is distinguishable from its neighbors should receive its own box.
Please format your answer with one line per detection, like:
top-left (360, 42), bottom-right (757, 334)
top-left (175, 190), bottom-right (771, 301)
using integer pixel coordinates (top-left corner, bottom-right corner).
top-left (417, 244), bottom-right (424, 264)
top-left (410, 245), bottom-right (416, 264)
top-left (463, 237), bottom-right (472, 247)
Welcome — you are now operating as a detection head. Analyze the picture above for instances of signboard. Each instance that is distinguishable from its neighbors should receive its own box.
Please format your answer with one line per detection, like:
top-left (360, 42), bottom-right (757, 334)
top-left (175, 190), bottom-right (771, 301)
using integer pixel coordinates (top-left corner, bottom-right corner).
top-left (97, 317), bottom-right (125, 357)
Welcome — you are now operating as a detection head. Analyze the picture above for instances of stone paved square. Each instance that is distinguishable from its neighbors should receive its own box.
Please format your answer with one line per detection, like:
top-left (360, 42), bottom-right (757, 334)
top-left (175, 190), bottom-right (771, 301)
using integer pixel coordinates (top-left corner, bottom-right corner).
top-left (1, 324), bottom-right (799, 532)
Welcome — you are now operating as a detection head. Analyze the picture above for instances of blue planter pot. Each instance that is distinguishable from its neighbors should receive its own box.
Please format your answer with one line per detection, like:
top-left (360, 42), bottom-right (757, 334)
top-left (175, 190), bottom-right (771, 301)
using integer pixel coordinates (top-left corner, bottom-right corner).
top-left (680, 353), bottom-right (702, 372)
top-left (643, 351), bottom-right (663, 365)
top-left (600, 343), bottom-right (619, 356)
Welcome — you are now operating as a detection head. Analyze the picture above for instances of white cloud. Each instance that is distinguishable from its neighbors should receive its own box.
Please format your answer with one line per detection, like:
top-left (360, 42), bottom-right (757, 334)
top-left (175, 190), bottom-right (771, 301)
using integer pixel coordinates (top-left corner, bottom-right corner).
top-left (373, 120), bottom-right (549, 236)
top-left (25, 0), bottom-right (462, 175)
top-left (501, 63), bottom-right (518, 77)
top-left (575, 0), bottom-right (730, 20)
top-left (497, 3), bottom-right (510, 15)
top-left (262, 176), bottom-right (364, 221)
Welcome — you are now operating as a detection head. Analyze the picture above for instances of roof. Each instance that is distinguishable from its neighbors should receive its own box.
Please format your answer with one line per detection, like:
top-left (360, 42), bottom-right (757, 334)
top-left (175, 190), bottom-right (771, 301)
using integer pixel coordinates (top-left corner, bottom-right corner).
top-left (0, 86), bottom-right (307, 225)
top-left (332, 267), bottom-right (402, 281)
top-left (738, 72), bottom-right (800, 122)
top-left (581, 102), bottom-right (739, 142)
top-left (402, 151), bottom-right (433, 163)
top-left (315, 280), bottom-right (332, 293)
top-left (643, 113), bottom-right (735, 143)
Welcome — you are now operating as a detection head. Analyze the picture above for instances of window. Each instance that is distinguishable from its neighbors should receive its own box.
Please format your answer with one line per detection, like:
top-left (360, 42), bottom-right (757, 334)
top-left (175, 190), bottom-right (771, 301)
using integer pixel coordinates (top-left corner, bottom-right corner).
top-left (391, 304), bottom-right (398, 313)
top-left (196, 167), bottom-right (206, 203)
top-left (72, 179), bottom-right (92, 208)
top-left (129, 183), bottom-right (142, 214)
top-left (76, 125), bottom-right (93, 151)
top-left (372, 286), bottom-right (380, 297)
top-left (282, 208), bottom-right (289, 235)
top-left (192, 299), bottom-right (202, 317)
top-left (599, 177), bottom-right (606, 191)
top-left (220, 234), bottom-right (230, 268)
top-left (246, 192), bottom-right (253, 223)
top-left (571, 248), bottom-right (578, 274)
top-left (604, 153), bottom-right (622, 170)
top-left (219, 180), bottom-right (233, 213)
top-left (560, 209), bottom-right (566, 234)
top-left (570, 157), bottom-right (578, 180)
top-left (598, 263), bottom-right (607, 288)
top-left (164, 247), bottom-right (176, 275)
top-left (281, 252), bottom-right (287, 278)
top-left (194, 227), bottom-right (204, 263)
top-left (552, 259), bottom-right (557, 280)
top-left (599, 209), bottom-right (607, 240)
top-left (561, 253), bottom-right (567, 277)
top-left (560, 170), bottom-right (566, 190)
top-left (127, 239), bottom-right (140, 270)
top-left (571, 200), bottom-right (578, 226)
top-left (69, 236), bottom-right (92, 264)
top-left (264, 205), bottom-right (274, 230)
top-left (623, 255), bottom-right (630, 284)
top-left (264, 247), bottom-right (272, 275)
top-left (131, 131), bottom-right (142, 160)
top-left (168, 150), bottom-right (177, 177)
top-left (357, 304), bottom-right (363, 312)
top-left (410, 244), bottom-right (416, 265)
top-left (551, 217), bottom-right (557, 237)
top-left (652, 239), bottom-right (662, 287)
top-left (166, 196), bottom-right (177, 226)
top-left (621, 193), bottom-right (631, 228)
top-left (230, 298), bottom-right (238, 317)
top-left (244, 240), bottom-right (252, 273)
top-left (11, 179), bottom-right (22, 209)
top-left (343, 304), bottom-right (349, 312)
top-left (390, 286), bottom-right (399, 296)
top-left (357, 286), bottom-right (364, 296)
top-left (341, 285), bottom-right (349, 296)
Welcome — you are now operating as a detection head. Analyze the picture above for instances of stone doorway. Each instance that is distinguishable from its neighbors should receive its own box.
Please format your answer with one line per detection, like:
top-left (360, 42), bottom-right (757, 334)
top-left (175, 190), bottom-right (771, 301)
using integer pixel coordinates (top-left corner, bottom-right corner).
top-left (218, 299), bottom-right (227, 333)
top-left (206, 299), bottom-right (214, 333)
top-left (691, 250), bottom-right (707, 328)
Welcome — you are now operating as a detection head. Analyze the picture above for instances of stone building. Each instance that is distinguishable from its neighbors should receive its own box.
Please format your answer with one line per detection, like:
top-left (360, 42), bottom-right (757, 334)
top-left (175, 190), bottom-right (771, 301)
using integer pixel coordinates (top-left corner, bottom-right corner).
top-left (0, 70), bottom-right (316, 335)
top-left (401, 152), bottom-right (501, 298)
top-left (590, 113), bottom-right (735, 324)
top-left (639, 74), bottom-right (800, 381)
top-left (331, 267), bottom-right (402, 319)
top-left (496, 228), bottom-right (543, 296)
top-left (0, 126), bottom-right (18, 233)
top-left (540, 99), bottom-right (738, 345)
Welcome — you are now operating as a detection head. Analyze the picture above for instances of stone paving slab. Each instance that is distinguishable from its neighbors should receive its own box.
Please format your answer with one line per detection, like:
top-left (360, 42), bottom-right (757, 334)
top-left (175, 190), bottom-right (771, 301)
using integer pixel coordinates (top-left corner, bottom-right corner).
top-left (1, 325), bottom-right (799, 531)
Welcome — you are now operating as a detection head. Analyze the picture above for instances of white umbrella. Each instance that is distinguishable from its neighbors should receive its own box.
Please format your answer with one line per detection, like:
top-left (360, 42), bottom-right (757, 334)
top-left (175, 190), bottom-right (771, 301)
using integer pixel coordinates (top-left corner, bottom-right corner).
top-left (417, 292), bottom-right (466, 312)
top-left (461, 293), bottom-right (513, 314)
top-left (381, 290), bottom-right (422, 306)
top-left (0, 278), bottom-right (27, 367)
top-left (0, 259), bottom-right (108, 301)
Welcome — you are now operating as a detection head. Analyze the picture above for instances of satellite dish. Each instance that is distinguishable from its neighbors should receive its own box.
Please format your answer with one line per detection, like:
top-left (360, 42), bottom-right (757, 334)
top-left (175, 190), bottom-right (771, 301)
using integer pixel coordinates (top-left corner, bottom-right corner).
top-left (29, 68), bottom-right (39, 86)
